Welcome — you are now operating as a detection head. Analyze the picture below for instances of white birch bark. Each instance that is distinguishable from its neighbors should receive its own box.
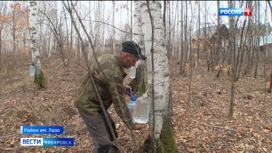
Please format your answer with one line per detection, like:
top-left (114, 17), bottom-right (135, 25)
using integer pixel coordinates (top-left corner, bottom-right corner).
top-left (133, 1), bottom-right (143, 45)
top-left (101, 2), bottom-right (105, 53)
top-left (112, 1), bottom-right (116, 54)
top-left (141, 1), bottom-right (170, 139)
top-left (94, 2), bottom-right (101, 52)
top-left (78, 2), bottom-right (82, 59)
top-left (53, 1), bottom-right (58, 56)
top-left (140, 2), bottom-right (152, 81)
top-left (29, 0), bottom-right (41, 75)
top-left (88, 1), bottom-right (93, 61)
top-left (133, 1), bottom-right (145, 67)
top-left (12, 2), bottom-right (16, 54)
top-left (47, 2), bottom-right (52, 57)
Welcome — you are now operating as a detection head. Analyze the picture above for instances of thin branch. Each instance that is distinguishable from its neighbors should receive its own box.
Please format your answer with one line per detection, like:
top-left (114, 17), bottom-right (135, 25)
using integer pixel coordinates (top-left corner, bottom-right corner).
top-left (89, 20), bottom-right (143, 36)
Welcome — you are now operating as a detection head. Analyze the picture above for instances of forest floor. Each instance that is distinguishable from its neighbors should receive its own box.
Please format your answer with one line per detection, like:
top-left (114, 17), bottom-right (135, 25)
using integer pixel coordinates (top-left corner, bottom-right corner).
top-left (0, 53), bottom-right (271, 153)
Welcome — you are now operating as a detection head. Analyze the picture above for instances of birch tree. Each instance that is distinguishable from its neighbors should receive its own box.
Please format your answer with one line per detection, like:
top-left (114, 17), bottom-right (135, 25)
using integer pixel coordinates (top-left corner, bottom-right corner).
top-left (254, 1), bottom-right (261, 78)
top-left (88, 1), bottom-right (93, 60)
top-left (11, 2), bottom-right (17, 54)
top-left (112, 1), bottom-right (116, 54)
top-left (129, 1), bottom-right (148, 96)
top-left (179, 1), bottom-right (184, 74)
top-left (0, 1), bottom-right (7, 71)
top-left (140, 1), bottom-right (180, 152)
top-left (94, 1), bottom-right (101, 53)
top-left (29, 0), bottom-right (46, 88)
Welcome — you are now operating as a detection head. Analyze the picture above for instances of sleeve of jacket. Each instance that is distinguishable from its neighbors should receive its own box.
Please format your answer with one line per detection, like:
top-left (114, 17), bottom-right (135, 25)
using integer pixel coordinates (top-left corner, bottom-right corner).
top-left (105, 62), bottom-right (135, 129)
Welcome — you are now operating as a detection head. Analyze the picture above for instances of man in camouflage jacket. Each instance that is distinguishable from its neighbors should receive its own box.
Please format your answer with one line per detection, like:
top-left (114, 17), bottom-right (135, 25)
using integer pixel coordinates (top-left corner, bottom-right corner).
top-left (75, 41), bottom-right (147, 153)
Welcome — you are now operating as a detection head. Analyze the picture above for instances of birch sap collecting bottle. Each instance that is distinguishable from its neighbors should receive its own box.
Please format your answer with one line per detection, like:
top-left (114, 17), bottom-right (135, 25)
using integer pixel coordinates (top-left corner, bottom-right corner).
top-left (133, 93), bottom-right (151, 123)
top-left (129, 66), bottom-right (136, 79)
top-left (127, 95), bottom-right (137, 122)
top-left (29, 62), bottom-right (36, 76)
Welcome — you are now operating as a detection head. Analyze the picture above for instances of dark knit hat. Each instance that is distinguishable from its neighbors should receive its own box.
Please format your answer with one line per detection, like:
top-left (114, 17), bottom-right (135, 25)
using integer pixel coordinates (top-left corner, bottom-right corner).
top-left (122, 41), bottom-right (147, 60)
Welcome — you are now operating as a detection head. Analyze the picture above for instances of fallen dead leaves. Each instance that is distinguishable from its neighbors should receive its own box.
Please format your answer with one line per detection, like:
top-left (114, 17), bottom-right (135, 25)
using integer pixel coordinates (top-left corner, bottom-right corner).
top-left (171, 60), bottom-right (272, 152)
top-left (1, 55), bottom-right (272, 152)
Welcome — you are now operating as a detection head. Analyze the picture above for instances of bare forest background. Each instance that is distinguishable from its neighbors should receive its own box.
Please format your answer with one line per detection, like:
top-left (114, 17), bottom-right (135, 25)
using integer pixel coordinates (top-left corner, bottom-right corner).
top-left (0, 1), bottom-right (272, 152)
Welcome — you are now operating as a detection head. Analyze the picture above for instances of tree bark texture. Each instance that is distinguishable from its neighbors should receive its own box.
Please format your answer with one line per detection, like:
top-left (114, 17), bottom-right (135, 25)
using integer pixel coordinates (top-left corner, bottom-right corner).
top-left (29, 0), bottom-right (46, 88)
top-left (141, 1), bottom-right (180, 152)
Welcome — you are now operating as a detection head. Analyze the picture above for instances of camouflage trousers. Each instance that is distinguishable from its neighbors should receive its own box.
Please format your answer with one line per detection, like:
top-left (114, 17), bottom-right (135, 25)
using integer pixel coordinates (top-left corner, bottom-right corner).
top-left (77, 109), bottom-right (120, 153)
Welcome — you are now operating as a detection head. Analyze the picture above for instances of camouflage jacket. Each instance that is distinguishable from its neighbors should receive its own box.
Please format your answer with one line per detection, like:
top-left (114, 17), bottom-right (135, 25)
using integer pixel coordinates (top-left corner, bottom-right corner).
top-left (75, 54), bottom-right (134, 128)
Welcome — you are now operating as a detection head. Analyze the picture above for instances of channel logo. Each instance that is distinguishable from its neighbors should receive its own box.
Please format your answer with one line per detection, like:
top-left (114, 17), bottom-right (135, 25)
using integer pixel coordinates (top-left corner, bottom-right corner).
top-left (219, 8), bottom-right (252, 16)
top-left (21, 138), bottom-right (74, 146)
top-left (21, 138), bottom-right (43, 146)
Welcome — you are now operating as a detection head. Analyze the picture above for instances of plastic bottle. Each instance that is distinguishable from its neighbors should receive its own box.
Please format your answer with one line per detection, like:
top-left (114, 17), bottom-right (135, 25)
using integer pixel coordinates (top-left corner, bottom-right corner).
top-left (127, 95), bottom-right (137, 117)
top-left (133, 92), bottom-right (151, 123)
top-left (129, 66), bottom-right (136, 79)
top-left (127, 89), bottom-right (137, 123)
top-left (29, 62), bottom-right (36, 76)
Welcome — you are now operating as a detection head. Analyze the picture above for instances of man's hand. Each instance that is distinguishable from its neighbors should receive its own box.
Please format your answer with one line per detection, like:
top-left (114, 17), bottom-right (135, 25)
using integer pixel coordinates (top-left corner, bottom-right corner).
top-left (133, 123), bottom-right (147, 130)
top-left (125, 86), bottom-right (132, 96)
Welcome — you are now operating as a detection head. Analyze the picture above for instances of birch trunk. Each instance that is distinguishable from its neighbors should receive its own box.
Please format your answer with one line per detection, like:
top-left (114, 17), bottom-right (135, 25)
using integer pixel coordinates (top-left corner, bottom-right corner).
top-left (254, 1), bottom-right (260, 78)
top-left (101, 2), bottom-right (105, 53)
top-left (88, 1), bottom-right (93, 60)
top-left (12, 2), bottom-right (17, 54)
top-left (179, 1), bottom-right (184, 74)
top-left (94, 2), bottom-right (101, 53)
top-left (197, 1), bottom-right (200, 64)
top-left (29, 0), bottom-right (46, 88)
top-left (112, 1), bottom-right (116, 54)
top-left (184, 1), bottom-right (188, 74)
top-left (141, 1), bottom-right (180, 152)
top-left (140, 1), bottom-right (152, 81)
top-left (48, 2), bottom-right (52, 57)
top-left (130, 1), bottom-right (147, 96)
top-left (0, 2), bottom-right (7, 71)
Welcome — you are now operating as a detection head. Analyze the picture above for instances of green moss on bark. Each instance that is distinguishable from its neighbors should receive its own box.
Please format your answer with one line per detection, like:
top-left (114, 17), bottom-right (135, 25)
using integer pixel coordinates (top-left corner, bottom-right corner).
top-left (142, 116), bottom-right (180, 153)
top-left (158, 122), bottom-right (181, 153)
top-left (34, 70), bottom-right (47, 89)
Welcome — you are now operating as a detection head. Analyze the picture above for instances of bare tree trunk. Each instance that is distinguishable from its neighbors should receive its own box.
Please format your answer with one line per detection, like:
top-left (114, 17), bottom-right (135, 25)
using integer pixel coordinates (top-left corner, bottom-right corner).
top-left (215, 0), bottom-right (221, 66)
top-left (264, 1), bottom-right (269, 100)
top-left (62, 2), bottom-right (69, 56)
top-left (249, 1), bottom-right (257, 74)
top-left (183, 1), bottom-right (188, 75)
top-left (88, 1), bottom-right (93, 60)
top-left (228, 1), bottom-right (235, 119)
top-left (142, 2), bottom-right (180, 152)
top-left (236, 19), bottom-right (247, 80)
top-left (112, 1), bottom-right (115, 54)
top-left (244, 1), bottom-right (253, 76)
top-left (70, 7), bottom-right (73, 55)
top-left (179, 1), bottom-right (184, 74)
top-left (197, 1), bottom-right (200, 64)
top-left (95, 1), bottom-right (101, 54)
top-left (188, 1), bottom-right (193, 104)
top-left (12, 2), bottom-right (17, 55)
top-left (254, 1), bottom-right (260, 79)
top-left (29, 0), bottom-right (46, 88)
top-left (167, 1), bottom-right (171, 59)
top-left (101, 2), bottom-right (105, 53)
top-left (0, 2), bottom-right (7, 71)
top-left (78, 2), bottom-right (82, 60)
